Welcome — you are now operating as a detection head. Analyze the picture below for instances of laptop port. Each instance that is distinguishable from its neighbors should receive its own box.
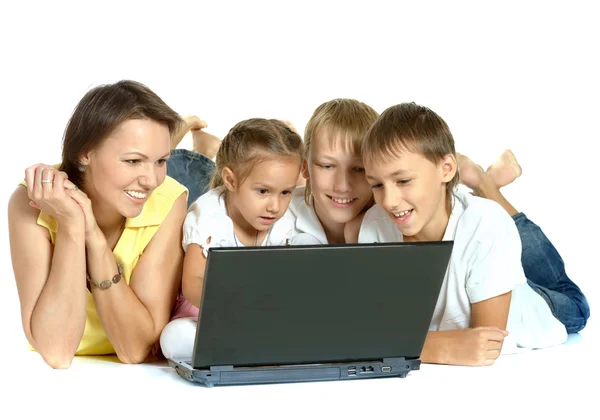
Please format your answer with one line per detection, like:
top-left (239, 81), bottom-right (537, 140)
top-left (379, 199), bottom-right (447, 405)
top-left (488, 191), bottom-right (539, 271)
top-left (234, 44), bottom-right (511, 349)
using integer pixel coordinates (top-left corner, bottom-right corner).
top-left (381, 366), bottom-right (392, 373)
top-left (348, 366), bottom-right (357, 376)
top-left (359, 366), bottom-right (374, 374)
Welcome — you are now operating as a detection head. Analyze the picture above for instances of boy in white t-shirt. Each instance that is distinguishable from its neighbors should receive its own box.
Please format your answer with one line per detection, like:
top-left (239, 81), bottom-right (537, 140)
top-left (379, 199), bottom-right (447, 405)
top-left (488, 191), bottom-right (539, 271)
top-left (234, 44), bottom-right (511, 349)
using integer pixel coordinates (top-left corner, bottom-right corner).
top-left (357, 102), bottom-right (590, 366)
top-left (288, 98), bottom-right (379, 245)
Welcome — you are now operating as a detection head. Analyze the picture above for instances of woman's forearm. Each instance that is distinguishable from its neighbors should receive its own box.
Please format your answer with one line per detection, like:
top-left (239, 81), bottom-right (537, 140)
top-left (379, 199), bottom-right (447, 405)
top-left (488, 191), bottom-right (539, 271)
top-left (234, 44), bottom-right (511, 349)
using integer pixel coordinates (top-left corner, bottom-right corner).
top-left (30, 225), bottom-right (88, 368)
top-left (85, 234), bottom-right (158, 363)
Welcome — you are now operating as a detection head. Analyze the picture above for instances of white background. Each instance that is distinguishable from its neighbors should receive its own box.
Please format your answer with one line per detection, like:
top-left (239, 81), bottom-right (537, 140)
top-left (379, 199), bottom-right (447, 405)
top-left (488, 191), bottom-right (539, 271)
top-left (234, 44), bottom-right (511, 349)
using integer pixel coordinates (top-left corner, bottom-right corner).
top-left (0, 0), bottom-right (598, 417)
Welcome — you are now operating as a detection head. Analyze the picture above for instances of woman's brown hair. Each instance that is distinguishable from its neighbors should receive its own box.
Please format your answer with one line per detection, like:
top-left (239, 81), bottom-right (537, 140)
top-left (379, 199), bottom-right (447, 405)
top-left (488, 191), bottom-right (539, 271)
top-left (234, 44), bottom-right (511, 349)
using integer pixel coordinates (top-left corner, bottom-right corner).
top-left (59, 80), bottom-right (183, 187)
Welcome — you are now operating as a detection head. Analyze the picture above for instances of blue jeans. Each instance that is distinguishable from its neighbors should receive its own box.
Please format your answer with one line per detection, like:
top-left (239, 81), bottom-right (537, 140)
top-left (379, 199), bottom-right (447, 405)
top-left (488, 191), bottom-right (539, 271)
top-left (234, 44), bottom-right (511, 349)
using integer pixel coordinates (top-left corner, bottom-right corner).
top-left (514, 212), bottom-right (590, 333)
top-left (167, 149), bottom-right (215, 206)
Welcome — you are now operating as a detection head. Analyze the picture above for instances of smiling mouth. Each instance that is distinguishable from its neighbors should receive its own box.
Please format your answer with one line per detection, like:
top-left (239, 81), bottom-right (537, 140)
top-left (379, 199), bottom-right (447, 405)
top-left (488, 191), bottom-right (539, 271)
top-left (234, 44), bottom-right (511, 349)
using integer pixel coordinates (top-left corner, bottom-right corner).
top-left (125, 190), bottom-right (148, 200)
top-left (392, 209), bottom-right (413, 220)
top-left (328, 195), bottom-right (357, 205)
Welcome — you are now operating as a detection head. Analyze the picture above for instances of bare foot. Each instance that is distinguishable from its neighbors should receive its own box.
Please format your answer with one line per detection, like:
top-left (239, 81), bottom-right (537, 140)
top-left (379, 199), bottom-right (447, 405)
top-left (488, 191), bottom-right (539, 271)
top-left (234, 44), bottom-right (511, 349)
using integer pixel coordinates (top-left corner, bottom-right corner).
top-left (456, 153), bottom-right (487, 191)
top-left (280, 120), bottom-right (300, 135)
top-left (192, 129), bottom-right (221, 160)
top-left (486, 149), bottom-right (522, 188)
top-left (171, 115), bottom-right (208, 149)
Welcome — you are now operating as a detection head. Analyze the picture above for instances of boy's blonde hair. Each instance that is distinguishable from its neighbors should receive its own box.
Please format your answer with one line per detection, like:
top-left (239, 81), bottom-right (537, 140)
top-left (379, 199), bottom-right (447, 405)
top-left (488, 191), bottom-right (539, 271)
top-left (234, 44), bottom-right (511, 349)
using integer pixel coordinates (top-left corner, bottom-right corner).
top-left (303, 98), bottom-right (379, 203)
top-left (362, 102), bottom-right (459, 211)
top-left (210, 118), bottom-right (303, 190)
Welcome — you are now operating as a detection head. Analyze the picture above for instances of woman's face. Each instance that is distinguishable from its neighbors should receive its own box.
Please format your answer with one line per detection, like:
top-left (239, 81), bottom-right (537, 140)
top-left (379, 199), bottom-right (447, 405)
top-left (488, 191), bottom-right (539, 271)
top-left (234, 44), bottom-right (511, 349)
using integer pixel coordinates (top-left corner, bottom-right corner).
top-left (81, 118), bottom-right (171, 218)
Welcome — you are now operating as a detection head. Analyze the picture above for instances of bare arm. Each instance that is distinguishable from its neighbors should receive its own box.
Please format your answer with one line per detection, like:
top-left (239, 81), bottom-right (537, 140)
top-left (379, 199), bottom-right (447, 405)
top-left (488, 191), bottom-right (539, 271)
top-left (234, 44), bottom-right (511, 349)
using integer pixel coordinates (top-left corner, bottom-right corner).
top-left (471, 291), bottom-right (511, 330)
top-left (86, 193), bottom-right (187, 364)
top-left (420, 293), bottom-right (511, 366)
top-left (181, 244), bottom-right (207, 309)
top-left (8, 185), bottom-right (87, 369)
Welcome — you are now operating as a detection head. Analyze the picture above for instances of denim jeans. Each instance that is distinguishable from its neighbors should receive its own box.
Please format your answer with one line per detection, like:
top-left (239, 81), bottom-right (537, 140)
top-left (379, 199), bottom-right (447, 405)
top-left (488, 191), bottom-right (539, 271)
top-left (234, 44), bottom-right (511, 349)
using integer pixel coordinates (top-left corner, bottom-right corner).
top-left (514, 212), bottom-right (590, 333)
top-left (167, 149), bottom-right (215, 206)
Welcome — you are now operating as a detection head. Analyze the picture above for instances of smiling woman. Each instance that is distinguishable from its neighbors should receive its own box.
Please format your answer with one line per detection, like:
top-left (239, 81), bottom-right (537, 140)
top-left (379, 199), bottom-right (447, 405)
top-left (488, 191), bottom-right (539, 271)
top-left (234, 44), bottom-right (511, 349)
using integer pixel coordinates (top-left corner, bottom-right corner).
top-left (7, 80), bottom-right (192, 368)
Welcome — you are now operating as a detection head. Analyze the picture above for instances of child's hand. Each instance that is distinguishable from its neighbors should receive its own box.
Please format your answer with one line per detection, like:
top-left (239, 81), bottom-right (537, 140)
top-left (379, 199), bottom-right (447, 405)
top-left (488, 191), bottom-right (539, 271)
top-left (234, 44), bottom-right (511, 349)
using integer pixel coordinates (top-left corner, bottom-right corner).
top-left (449, 327), bottom-right (508, 366)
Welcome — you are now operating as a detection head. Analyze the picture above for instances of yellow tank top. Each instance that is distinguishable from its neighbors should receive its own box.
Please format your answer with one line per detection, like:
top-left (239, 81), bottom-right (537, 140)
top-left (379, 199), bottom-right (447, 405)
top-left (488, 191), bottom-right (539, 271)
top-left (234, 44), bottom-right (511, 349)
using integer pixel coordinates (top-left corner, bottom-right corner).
top-left (19, 175), bottom-right (187, 355)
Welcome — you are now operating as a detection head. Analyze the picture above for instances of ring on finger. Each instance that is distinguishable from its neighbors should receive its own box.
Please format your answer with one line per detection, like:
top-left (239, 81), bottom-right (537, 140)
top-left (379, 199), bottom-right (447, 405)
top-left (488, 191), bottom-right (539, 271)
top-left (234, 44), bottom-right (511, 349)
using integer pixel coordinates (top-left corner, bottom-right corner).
top-left (41, 179), bottom-right (53, 184)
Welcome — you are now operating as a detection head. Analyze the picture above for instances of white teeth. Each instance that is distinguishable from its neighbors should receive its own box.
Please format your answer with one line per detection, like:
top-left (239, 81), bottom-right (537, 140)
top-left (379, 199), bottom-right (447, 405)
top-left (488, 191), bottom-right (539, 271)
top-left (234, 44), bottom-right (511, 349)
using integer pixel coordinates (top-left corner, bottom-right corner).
top-left (393, 210), bottom-right (411, 217)
top-left (126, 190), bottom-right (147, 199)
top-left (331, 197), bottom-right (354, 204)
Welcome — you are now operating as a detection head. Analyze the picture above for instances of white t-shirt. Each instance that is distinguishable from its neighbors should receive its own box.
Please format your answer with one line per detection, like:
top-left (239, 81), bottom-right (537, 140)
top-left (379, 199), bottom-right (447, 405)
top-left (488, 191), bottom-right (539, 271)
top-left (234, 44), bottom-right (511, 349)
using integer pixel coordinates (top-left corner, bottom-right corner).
top-left (287, 186), bottom-right (329, 245)
top-left (183, 188), bottom-right (298, 255)
top-left (358, 186), bottom-right (567, 351)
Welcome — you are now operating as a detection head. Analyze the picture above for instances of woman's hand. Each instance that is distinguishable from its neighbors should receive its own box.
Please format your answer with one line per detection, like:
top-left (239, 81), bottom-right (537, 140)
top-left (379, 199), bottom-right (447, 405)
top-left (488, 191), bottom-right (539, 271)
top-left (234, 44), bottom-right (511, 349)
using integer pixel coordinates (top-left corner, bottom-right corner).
top-left (60, 186), bottom-right (111, 251)
top-left (25, 164), bottom-right (84, 228)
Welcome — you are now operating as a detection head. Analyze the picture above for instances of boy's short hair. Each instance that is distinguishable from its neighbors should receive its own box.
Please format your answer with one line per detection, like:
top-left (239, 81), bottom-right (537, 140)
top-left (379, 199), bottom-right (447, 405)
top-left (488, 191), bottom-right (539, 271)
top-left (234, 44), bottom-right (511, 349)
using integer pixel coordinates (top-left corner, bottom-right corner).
top-left (363, 102), bottom-right (459, 198)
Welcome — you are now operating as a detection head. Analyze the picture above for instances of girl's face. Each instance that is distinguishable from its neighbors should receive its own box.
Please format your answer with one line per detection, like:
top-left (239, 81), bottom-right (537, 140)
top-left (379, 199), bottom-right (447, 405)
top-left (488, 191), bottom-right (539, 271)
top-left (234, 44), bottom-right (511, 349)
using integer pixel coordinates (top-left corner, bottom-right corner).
top-left (364, 150), bottom-right (456, 242)
top-left (304, 129), bottom-right (373, 227)
top-left (227, 155), bottom-right (301, 232)
top-left (81, 118), bottom-right (171, 219)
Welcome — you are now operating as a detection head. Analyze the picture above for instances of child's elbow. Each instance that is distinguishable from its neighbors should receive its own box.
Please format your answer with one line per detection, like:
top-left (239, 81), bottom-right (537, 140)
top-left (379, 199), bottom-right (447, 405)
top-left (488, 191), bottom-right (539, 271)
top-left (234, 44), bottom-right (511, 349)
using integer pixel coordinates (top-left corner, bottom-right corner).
top-left (182, 274), bottom-right (203, 308)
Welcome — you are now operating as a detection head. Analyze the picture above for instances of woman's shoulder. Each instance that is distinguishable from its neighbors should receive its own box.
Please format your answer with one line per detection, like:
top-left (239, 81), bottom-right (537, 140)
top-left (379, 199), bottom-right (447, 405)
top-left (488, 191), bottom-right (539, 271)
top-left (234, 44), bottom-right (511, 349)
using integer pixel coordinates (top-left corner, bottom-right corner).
top-left (127, 176), bottom-right (187, 229)
top-left (8, 184), bottom-right (55, 238)
top-left (151, 176), bottom-right (188, 201)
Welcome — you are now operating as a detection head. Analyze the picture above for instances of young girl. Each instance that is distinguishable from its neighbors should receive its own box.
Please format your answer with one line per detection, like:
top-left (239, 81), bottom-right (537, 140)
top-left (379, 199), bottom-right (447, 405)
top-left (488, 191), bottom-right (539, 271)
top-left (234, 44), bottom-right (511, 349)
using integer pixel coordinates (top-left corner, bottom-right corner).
top-left (357, 102), bottom-right (590, 366)
top-left (288, 98), bottom-right (379, 245)
top-left (160, 118), bottom-right (303, 360)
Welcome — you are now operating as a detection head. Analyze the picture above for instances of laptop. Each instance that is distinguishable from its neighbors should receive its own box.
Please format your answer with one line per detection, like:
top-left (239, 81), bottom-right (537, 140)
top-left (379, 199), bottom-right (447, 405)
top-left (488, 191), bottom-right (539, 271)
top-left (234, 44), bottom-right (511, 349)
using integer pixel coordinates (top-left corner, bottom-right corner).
top-left (168, 241), bottom-right (453, 387)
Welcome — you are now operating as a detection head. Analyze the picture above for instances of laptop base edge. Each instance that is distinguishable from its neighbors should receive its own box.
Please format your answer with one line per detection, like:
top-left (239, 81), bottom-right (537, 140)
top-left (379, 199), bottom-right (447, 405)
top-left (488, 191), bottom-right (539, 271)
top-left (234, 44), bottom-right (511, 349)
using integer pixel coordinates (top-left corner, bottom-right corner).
top-left (168, 357), bottom-right (421, 388)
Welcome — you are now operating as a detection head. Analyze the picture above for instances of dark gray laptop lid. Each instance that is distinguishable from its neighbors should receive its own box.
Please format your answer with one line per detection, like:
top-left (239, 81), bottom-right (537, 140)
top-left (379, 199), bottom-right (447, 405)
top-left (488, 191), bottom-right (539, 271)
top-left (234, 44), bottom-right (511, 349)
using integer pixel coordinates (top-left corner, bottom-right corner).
top-left (192, 242), bottom-right (453, 368)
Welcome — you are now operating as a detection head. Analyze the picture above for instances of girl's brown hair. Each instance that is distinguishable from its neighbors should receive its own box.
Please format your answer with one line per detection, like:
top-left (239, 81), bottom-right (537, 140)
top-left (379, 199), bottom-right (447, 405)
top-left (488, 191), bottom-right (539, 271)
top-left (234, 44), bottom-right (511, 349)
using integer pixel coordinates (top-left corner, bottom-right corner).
top-left (210, 118), bottom-right (303, 189)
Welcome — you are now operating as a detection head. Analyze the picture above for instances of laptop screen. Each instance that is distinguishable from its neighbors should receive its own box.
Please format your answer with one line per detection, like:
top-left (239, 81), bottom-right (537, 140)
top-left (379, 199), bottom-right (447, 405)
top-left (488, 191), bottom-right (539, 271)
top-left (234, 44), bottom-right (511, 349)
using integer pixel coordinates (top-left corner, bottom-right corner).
top-left (192, 241), bottom-right (452, 368)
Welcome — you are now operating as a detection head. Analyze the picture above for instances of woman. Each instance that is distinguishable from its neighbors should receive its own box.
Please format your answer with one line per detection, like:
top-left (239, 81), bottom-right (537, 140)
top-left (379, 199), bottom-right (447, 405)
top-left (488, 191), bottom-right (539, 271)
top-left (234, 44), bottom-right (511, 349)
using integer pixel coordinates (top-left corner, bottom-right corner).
top-left (7, 80), bottom-right (214, 368)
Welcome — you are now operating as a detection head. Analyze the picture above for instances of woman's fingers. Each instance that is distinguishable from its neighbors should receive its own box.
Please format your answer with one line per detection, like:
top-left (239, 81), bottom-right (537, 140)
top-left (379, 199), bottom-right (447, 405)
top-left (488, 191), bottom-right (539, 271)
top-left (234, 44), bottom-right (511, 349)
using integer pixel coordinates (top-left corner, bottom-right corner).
top-left (63, 178), bottom-right (79, 190)
top-left (40, 167), bottom-right (57, 197)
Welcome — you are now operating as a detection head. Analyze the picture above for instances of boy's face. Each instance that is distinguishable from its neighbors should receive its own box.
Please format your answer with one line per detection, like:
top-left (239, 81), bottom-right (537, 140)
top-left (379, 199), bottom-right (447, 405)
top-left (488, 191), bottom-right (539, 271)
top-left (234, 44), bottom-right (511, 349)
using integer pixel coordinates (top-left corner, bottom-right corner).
top-left (304, 129), bottom-right (373, 227)
top-left (364, 151), bottom-right (455, 242)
